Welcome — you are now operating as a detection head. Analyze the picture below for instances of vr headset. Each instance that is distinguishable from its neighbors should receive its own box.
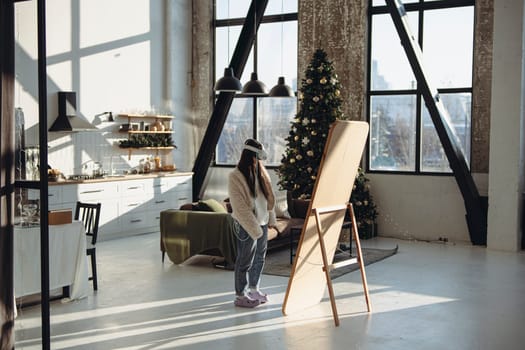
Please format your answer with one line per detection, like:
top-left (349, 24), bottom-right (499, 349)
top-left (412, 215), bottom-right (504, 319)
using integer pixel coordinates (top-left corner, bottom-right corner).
top-left (243, 144), bottom-right (268, 160)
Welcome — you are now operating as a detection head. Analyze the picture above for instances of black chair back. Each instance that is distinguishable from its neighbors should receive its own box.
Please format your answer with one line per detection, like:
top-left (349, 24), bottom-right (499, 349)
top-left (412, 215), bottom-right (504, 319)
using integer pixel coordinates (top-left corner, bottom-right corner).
top-left (74, 201), bottom-right (101, 245)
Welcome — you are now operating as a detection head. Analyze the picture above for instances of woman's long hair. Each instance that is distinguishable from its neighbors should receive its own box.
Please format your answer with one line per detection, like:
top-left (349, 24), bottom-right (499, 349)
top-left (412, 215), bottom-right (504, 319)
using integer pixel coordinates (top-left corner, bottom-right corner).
top-left (237, 139), bottom-right (271, 199)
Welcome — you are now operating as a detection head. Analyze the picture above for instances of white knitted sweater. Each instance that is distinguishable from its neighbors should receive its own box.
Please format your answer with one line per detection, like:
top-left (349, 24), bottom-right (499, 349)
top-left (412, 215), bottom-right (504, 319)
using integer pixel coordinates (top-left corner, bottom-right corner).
top-left (228, 166), bottom-right (276, 240)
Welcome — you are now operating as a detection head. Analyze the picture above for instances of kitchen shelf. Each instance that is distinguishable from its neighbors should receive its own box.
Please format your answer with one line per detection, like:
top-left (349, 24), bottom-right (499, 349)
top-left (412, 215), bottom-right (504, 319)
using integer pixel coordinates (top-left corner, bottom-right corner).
top-left (124, 147), bottom-right (175, 160)
top-left (125, 131), bottom-right (172, 134)
top-left (119, 114), bottom-right (173, 120)
top-left (117, 114), bottom-right (176, 159)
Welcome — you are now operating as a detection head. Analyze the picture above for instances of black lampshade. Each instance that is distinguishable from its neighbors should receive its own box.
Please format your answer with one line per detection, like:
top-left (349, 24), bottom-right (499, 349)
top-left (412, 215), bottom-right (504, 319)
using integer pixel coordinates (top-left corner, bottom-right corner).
top-left (214, 67), bottom-right (242, 92)
top-left (242, 72), bottom-right (268, 96)
top-left (269, 76), bottom-right (294, 97)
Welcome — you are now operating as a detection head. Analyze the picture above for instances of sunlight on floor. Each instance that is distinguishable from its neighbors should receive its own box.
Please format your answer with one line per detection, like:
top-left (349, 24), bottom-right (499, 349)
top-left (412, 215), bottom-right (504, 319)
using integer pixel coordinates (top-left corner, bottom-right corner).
top-left (14, 234), bottom-right (525, 350)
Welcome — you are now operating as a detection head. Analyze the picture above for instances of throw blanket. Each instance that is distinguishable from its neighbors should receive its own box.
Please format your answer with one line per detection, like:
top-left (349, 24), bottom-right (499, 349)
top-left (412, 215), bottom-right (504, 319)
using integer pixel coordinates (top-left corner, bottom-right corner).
top-left (160, 210), bottom-right (237, 266)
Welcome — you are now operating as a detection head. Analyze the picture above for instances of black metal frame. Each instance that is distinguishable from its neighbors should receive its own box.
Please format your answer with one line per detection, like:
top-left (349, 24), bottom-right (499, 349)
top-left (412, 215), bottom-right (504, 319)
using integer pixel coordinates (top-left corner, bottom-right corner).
top-left (0, 1), bottom-right (16, 348)
top-left (192, 0), bottom-right (270, 200)
top-left (11, 0), bottom-right (52, 347)
top-left (382, 0), bottom-right (486, 245)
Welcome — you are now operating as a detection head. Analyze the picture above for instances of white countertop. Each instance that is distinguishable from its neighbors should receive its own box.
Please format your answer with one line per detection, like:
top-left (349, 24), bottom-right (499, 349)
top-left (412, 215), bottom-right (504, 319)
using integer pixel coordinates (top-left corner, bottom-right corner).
top-left (48, 171), bottom-right (193, 185)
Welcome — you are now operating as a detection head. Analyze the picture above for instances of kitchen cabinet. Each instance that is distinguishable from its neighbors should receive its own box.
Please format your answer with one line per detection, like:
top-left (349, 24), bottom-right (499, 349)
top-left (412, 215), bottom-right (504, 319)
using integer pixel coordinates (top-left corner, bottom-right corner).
top-left (146, 175), bottom-right (192, 228)
top-left (48, 172), bottom-right (192, 240)
top-left (119, 180), bottom-right (153, 232)
top-left (78, 183), bottom-right (121, 236)
top-left (49, 181), bottom-right (121, 237)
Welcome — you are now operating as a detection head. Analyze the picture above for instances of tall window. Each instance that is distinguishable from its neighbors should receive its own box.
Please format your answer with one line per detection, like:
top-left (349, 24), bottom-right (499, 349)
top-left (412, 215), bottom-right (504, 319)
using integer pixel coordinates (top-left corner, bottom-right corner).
top-left (368, 0), bottom-right (474, 173)
top-left (214, 0), bottom-right (298, 166)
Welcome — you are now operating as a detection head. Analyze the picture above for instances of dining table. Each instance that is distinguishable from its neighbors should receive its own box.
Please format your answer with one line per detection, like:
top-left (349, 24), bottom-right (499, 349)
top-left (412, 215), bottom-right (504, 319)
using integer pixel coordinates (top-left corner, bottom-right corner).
top-left (14, 220), bottom-right (89, 302)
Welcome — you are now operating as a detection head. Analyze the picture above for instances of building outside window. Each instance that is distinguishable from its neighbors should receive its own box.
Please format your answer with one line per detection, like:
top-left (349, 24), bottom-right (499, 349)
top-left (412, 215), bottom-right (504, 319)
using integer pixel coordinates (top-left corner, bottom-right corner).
top-left (214, 0), bottom-right (298, 166)
top-left (368, 0), bottom-right (474, 173)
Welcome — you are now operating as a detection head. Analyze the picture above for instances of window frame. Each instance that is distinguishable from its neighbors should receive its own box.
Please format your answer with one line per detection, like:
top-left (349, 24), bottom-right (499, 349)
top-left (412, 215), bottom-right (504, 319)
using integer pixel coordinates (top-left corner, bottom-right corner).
top-left (213, 1), bottom-right (298, 168)
top-left (366, 0), bottom-right (475, 175)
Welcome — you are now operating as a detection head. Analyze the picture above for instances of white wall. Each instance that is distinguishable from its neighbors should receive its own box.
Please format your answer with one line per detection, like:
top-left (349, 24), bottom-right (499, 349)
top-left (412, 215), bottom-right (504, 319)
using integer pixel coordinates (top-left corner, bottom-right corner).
top-left (205, 168), bottom-right (478, 244)
top-left (14, 0), bottom-right (193, 176)
top-left (368, 173), bottom-right (489, 243)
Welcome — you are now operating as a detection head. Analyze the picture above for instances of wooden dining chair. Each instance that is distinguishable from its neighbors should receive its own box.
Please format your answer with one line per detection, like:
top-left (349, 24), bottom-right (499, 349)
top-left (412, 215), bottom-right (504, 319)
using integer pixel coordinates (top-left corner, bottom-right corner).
top-left (74, 201), bottom-right (101, 291)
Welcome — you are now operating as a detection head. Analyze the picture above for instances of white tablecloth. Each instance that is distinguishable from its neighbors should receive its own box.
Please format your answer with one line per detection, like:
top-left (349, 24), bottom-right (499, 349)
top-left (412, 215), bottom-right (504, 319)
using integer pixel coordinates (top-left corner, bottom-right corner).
top-left (14, 221), bottom-right (89, 301)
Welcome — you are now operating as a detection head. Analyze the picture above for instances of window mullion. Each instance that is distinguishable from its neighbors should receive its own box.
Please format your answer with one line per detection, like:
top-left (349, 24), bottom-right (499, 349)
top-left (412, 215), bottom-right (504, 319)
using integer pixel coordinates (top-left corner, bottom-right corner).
top-left (415, 91), bottom-right (422, 173)
top-left (253, 97), bottom-right (258, 140)
top-left (415, 8), bottom-right (424, 174)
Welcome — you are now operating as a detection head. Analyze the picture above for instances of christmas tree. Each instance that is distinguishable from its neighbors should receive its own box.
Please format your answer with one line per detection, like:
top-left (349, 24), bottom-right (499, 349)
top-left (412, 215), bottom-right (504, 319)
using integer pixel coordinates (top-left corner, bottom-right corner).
top-left (277, 48), bottom-right (346, 199)
top-left (277, 49), bottom-right (378, 238)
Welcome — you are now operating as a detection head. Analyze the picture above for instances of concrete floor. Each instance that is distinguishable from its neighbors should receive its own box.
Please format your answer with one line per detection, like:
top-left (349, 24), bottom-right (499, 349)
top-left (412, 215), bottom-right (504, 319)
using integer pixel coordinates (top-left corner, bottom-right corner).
top-left (14, 233), bottom-right (525, 349)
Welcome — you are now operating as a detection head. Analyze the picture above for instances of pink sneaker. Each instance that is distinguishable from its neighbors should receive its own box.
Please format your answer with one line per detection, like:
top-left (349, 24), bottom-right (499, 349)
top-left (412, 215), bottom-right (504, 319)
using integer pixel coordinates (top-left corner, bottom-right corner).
top-left (247, 290), bottom-right (268, 303)
top-left (234, 295), bottom-right (261, 308)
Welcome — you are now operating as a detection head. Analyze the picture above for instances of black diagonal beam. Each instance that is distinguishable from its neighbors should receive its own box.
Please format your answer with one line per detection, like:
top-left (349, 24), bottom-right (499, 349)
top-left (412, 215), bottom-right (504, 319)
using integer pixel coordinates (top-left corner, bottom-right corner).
top-left (385, 0), bottom-right (487, 245)
top-left (0, 1), bottom-right (16, 348)
top-left (192, 0), bottom-right (269, 200)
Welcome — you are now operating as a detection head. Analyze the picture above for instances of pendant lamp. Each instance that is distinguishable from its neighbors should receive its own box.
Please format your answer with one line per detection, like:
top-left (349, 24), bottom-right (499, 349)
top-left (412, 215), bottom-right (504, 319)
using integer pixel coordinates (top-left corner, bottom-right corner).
top-left (269, 0), bottom-right (294, 97)
top-left (242, 72), bottom-right (268, 95)
top-left (214, 67), bottom-right (242, 92)
top-left (269, 76), bottom-right (294, 97)
top-left (242, 3), bottom-right (268, 96)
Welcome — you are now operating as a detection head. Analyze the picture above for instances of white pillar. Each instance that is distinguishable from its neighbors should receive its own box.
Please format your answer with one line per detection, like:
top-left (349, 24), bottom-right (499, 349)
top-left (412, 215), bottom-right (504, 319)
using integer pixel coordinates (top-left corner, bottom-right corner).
top-left (487, 0), bottom-right (525, 251)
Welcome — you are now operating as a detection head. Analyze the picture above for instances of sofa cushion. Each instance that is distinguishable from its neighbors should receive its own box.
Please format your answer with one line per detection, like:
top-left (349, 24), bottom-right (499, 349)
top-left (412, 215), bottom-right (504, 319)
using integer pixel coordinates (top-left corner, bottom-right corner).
top-left (196, 198), bottom-right (228, 213)
top-left (268, 226), bottom-right (279, 241)
top-left (276, 217), bottom-right (305, 238)
top-left (274, 193), bottom-right (291, 219)
top-left (273, 218), bottom-right (291, 237)
top-left (179, 203), bottom-right (195, 211)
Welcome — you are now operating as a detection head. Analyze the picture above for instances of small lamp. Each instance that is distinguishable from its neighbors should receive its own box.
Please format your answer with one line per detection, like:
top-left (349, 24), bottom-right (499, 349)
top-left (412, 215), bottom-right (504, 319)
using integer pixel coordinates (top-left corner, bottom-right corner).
top-left (269, 76), bottom-right (294, 97)
top-left (214, 67), bottom-right (242, 92)
top-left (241, 3), bottom-right (268, 96)
top-left (242, 72), bottom-right (268, 95)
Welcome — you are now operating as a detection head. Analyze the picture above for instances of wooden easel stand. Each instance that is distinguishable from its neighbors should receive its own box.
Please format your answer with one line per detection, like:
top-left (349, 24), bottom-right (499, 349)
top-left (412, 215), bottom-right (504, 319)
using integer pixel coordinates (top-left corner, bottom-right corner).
top-left (312, 203), bottom-right (372, 326)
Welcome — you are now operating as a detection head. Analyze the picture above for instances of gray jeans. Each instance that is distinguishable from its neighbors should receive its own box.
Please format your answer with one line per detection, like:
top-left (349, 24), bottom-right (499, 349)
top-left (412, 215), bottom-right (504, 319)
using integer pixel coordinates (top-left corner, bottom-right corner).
top-left (234, 221), bottom-right (268, 296)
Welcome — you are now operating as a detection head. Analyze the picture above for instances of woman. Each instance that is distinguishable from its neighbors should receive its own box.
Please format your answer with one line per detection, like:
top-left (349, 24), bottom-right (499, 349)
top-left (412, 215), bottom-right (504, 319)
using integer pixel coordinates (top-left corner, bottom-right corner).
top-left (228, 138), bottom-right (276, 308)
